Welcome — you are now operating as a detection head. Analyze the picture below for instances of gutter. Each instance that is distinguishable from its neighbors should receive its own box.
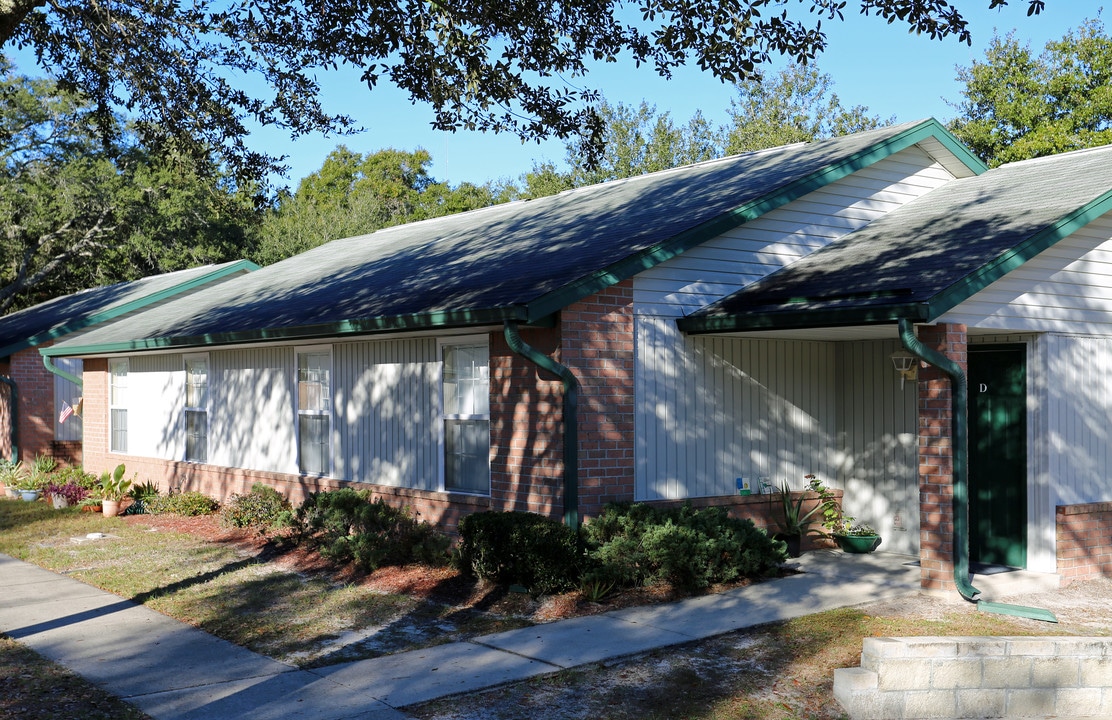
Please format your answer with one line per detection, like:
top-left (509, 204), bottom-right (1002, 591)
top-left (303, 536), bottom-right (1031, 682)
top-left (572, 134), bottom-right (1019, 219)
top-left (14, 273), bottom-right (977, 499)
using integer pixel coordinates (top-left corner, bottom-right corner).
top-left (503, 320), bottom-right (580, 528)
top-left (43, 355), bottom-right (83, 388)
top-left (0, 375), bottom-right (18, 463)
top-left (899, 319), bottom-right (1056, 623)
top-left (897, 318), bottom-right (980, 602)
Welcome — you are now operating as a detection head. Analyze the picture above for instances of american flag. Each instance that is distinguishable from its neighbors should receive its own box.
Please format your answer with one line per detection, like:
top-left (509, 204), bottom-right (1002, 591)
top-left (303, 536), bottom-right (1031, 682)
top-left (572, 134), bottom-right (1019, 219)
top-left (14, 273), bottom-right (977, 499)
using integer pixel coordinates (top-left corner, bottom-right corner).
top-left (59, 401), bottom-right (73, 424)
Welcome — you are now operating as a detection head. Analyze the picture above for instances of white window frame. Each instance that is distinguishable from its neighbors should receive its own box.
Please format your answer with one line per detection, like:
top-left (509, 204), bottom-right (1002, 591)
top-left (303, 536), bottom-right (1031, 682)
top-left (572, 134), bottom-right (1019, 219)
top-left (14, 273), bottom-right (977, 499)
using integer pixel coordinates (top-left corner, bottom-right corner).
top-left (438, 336), bottom-right (491, 495)
top-left (183, 354), bottom-right (209, 463)
top-left (296, 345), bottom-right (333, 476)
top-left (109, 359), bottom-right (128, 454)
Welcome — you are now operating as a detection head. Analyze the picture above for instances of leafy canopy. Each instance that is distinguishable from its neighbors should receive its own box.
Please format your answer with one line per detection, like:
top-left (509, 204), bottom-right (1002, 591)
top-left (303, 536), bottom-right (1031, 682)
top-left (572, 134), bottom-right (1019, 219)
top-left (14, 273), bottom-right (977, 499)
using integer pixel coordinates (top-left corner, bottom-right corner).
top-left (1, 0), bottom-right (1047, 183)
top-left (948, 16), bottom-right (1112, 166)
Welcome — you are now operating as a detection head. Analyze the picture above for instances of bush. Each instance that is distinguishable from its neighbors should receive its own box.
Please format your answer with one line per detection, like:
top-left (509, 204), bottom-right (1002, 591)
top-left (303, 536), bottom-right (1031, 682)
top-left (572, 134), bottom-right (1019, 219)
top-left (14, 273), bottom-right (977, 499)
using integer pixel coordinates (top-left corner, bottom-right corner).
top-left (294, 488), bottom-right (449, 571)
top-left (454, 511), bottom-right (584, 595)
top-left (146, 490), bottom-right (219, 516)
top-left (583, 503), bottom-right (786, 592)
top-left (220, 483), bottom-right (293, 533)
top-left (124, 480), bottom-right (161, 515)
top-left (49, 466), bottom-right (101, 491)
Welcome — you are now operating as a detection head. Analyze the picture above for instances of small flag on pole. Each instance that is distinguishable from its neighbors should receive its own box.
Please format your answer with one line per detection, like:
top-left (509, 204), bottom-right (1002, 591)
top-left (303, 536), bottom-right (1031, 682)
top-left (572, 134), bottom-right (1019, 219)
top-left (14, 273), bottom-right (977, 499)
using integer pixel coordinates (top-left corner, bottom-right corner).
top-left (59, 400), bottom-right (73, 424)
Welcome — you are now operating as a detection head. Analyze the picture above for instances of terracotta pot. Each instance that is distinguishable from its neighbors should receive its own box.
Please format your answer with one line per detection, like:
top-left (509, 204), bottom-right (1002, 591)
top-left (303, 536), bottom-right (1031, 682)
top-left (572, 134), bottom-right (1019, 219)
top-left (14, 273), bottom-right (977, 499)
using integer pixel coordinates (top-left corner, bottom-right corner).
top-left (102, 499), bottom-right (121, 517)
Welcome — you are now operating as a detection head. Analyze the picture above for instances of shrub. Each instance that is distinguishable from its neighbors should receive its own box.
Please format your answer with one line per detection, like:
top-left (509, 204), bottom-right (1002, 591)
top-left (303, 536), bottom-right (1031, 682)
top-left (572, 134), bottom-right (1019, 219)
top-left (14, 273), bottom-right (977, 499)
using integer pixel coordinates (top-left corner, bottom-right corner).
top-left (50, 466), bottom-right (101, 492)
top-left (583, 503), bottom-right (786, 592)
top-left (124, 480), bottom-right (161, 515)
top-left (454, 511), bottom-right (584, 595)
top-left (294, 488), bottom-right (449, 571)
top-left (146, 490), bottom-right (219, 516)
top-left (220, 483), bottom-right (293, 533)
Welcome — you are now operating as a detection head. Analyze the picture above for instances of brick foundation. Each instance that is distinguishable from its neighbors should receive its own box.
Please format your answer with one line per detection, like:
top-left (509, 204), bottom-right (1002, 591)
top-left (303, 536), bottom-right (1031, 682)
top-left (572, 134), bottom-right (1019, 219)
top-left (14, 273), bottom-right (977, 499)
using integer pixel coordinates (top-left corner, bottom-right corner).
top-left (1056, 502), bottom-right (1112, 585)
top-left (916, 324), bottom-right (967, 591)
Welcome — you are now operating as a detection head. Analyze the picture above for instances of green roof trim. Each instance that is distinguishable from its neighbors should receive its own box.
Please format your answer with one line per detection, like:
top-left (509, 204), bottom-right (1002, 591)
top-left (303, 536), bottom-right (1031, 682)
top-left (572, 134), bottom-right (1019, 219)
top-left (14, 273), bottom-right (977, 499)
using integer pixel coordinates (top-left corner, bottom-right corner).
top-left (678, 302), bottom-right (933, 334)
top-left (41, 305), bottom-right (528, 357)
top-left (1, 260), bottom-right (258, 358)
top-left (525, 119), bottom-right (986, 321)
top-left (924, 187), bottom-right (1112, 320)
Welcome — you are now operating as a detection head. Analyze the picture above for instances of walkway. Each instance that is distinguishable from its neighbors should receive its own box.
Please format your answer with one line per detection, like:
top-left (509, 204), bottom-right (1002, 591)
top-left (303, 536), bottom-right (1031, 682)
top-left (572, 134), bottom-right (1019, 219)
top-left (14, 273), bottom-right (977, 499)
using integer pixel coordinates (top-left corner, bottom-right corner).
top-left (1, 550), bottom-right (940, 719)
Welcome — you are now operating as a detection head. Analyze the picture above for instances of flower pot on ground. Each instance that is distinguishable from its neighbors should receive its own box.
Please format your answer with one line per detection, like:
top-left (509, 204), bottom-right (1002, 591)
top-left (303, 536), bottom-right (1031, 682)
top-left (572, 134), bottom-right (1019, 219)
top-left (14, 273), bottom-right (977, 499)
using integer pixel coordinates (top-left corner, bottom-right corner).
top-left (97, 464), bottom-right (132, 517)
top-left (772, 481), bottom-right (834, 558)
top-left (832, 522), bottom-right (882, 554)
top-left (52, 494), bottom-right (69, 509)
top-left (20, 489), bottom-right (40, 502)
top-left (45, 481), bottom-right (89, 510)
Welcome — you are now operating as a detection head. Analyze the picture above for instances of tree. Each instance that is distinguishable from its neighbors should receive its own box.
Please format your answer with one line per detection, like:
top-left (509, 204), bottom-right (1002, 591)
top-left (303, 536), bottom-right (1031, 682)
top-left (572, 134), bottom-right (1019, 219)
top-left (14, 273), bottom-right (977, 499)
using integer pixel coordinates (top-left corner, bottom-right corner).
top-left (724, 63), bottom-right (888, 154)
top-left (0, 57), bottom-right (259, 312)
top-left (515, 64), bottom-right (884, 198)
top-left (0, 1), bottom-right (1048, 182)
top-left (948, 17), bottom-right (1112, 166)
top-left (252, 146), bottom-right (497, 265)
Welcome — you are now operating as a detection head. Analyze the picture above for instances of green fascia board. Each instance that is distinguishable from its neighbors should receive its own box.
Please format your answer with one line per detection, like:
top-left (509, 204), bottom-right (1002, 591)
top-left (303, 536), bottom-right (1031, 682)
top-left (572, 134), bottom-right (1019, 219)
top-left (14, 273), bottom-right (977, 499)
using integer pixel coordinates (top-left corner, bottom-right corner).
top-left (41, 305), bottom-right (528, 357)
top-left (1, 260), bottom-right (259, 359)
top-left (524, 119), bottom-right (986, 321)
top-left (923, 187), bottom-right (1112, 321)
top-left (677, 302), bottom-right (933, 335)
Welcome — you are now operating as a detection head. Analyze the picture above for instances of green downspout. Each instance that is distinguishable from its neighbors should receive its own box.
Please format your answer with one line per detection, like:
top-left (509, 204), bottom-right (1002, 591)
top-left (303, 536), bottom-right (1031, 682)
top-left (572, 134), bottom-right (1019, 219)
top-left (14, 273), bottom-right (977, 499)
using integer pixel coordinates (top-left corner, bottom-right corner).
top-left (43, 355), bottom-right (83, 388)
top-left (503, 321), bottom-right (580, 528)
top-left (898, 318), bottom-right (980, 602)
top-left (0, 375), bottom-right (18, 463)
top-left (899, 320), bottom-right (1057, 622)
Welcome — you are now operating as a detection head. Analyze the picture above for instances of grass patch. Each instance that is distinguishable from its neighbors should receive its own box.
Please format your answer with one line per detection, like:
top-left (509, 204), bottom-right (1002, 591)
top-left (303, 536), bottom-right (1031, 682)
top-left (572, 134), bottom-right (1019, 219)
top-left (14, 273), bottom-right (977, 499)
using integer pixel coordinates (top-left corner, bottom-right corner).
top-left (0, 499), bottom-right (517, 667)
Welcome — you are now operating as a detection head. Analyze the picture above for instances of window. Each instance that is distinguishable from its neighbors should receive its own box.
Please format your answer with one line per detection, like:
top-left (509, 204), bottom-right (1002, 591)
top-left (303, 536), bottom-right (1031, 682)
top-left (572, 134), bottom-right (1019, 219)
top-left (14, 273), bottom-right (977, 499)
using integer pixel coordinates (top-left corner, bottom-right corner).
top-left (297, 349), bottom-right (332, 475)
top-left (109, 359), bottom-right (128, 453)
top-left (53, 357), bottom-right (83, 442)
top-left (184, 356), bottom-right (208, 462)
top-left (442, 342), bottom-right (490, 494)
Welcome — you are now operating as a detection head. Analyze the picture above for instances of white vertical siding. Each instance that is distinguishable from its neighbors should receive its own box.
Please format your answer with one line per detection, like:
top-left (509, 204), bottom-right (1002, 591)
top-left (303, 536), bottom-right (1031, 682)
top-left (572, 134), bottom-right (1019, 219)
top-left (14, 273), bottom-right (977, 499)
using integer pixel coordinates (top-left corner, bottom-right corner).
top-left (635, 316), bottom-right (838, 500)
top-left (938, 213), bottom-right (1112, 333)
top-left (210, 347), bottom-right (297, 473)
top-left (834, 340), bottom-right (919, 555)
top-left (633, 146), bottom-right (957, 316)
top-left (334, 338), bottom-right (440, 489)
top-left (127, 354), bottom-right (184, 460)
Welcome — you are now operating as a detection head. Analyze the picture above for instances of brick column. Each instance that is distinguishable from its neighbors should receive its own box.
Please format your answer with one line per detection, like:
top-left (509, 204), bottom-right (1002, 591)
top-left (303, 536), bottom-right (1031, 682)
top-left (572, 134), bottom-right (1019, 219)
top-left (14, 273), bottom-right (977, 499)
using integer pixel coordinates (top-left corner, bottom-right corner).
top-left (561, 280), bottom-right (636, 521)
top-left (916, 323), bottom-right (967, 591)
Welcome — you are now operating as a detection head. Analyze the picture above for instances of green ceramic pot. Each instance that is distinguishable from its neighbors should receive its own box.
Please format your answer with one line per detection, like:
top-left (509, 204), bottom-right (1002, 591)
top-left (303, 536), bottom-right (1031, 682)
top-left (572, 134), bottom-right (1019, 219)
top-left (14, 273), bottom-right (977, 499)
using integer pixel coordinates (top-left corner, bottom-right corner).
top-left (834, 534), bottom-right (882, 553)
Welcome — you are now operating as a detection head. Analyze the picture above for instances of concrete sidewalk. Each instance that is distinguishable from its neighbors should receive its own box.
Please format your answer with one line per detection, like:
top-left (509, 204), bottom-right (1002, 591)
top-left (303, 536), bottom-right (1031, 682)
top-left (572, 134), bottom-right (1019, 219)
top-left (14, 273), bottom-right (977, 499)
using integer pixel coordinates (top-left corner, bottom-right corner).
top-left (1, 550), bottom-right (927, 720)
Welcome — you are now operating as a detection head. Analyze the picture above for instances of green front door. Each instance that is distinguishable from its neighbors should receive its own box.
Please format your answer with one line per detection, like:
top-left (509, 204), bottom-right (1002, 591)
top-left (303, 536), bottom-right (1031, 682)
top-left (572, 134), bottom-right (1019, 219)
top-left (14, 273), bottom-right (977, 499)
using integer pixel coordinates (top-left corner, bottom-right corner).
top-left (968, 345), bottom-right (1027, 568)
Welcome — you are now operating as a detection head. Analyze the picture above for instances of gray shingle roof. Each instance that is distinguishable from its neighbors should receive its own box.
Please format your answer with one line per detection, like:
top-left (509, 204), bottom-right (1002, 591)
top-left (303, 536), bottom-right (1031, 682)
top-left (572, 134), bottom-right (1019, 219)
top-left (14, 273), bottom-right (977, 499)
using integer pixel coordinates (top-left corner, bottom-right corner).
top-left (679, 143), bottom-right (1112, 333)
top-left (46, 120), bottom-right (980, 355)
top-left (0, 261), bottom-right (258, 357)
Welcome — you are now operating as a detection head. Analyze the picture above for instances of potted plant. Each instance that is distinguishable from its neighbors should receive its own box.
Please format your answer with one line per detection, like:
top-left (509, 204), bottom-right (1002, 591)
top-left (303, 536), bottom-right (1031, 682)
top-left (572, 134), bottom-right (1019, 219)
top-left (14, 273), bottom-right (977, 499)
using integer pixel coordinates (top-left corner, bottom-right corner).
top-left (773, 481), bottom-right (833, 558)
top-left (0, 460), bottom-right (24, 498)
top-left (832, 520), bottom-right (882, 554)
top-left (98, 464), bottom-right (132, 517)
top-left (45, 481), bottom-right (89, 509)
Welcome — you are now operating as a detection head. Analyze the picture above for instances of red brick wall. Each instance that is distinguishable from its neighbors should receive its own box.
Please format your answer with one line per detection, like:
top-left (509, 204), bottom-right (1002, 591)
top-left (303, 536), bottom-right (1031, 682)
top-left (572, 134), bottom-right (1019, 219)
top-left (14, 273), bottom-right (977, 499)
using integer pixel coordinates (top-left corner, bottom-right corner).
top-left (0, 360), bottom-right (11, 461)
top-left (3, 344), bottom-right (83, 467)
top-left (916, 323), bottom-right (967, 591)
top-left (489, 325), bottom-right (565, 516)
top-left (1056, 502), bottom-right (1112, 585)
top-left (560, 280), bottom-right (636, 520)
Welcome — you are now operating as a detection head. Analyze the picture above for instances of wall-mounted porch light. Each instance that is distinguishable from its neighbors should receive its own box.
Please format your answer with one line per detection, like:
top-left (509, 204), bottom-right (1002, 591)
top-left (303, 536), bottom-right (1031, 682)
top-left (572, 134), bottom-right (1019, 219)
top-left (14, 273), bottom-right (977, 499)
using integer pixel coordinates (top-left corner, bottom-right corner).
top-left (890, 349), bottom-right (918, 389)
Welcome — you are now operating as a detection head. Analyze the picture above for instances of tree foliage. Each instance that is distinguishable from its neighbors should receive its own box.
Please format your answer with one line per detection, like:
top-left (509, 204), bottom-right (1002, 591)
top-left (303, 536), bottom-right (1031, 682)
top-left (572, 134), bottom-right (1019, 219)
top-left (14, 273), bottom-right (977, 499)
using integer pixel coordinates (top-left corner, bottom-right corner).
top-left (252, 146), bottom-right (498, 265)
top-left (724, 63), bottom-right (887, 154)
top-left (515, 63), bottom-right (886, 198)
top-left (948, 17), bottom-right (1112, 166)
top-left (0, 1), bottom-right (1047, 182)
top-left (0, 57), bottom-right (258, 313)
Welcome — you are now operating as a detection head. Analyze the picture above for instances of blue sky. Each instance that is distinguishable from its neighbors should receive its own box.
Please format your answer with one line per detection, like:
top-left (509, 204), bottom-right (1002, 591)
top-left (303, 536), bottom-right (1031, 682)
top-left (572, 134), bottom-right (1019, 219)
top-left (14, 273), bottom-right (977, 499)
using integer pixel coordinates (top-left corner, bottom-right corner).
top-left (10, 2), bottom-right (1106, 189)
